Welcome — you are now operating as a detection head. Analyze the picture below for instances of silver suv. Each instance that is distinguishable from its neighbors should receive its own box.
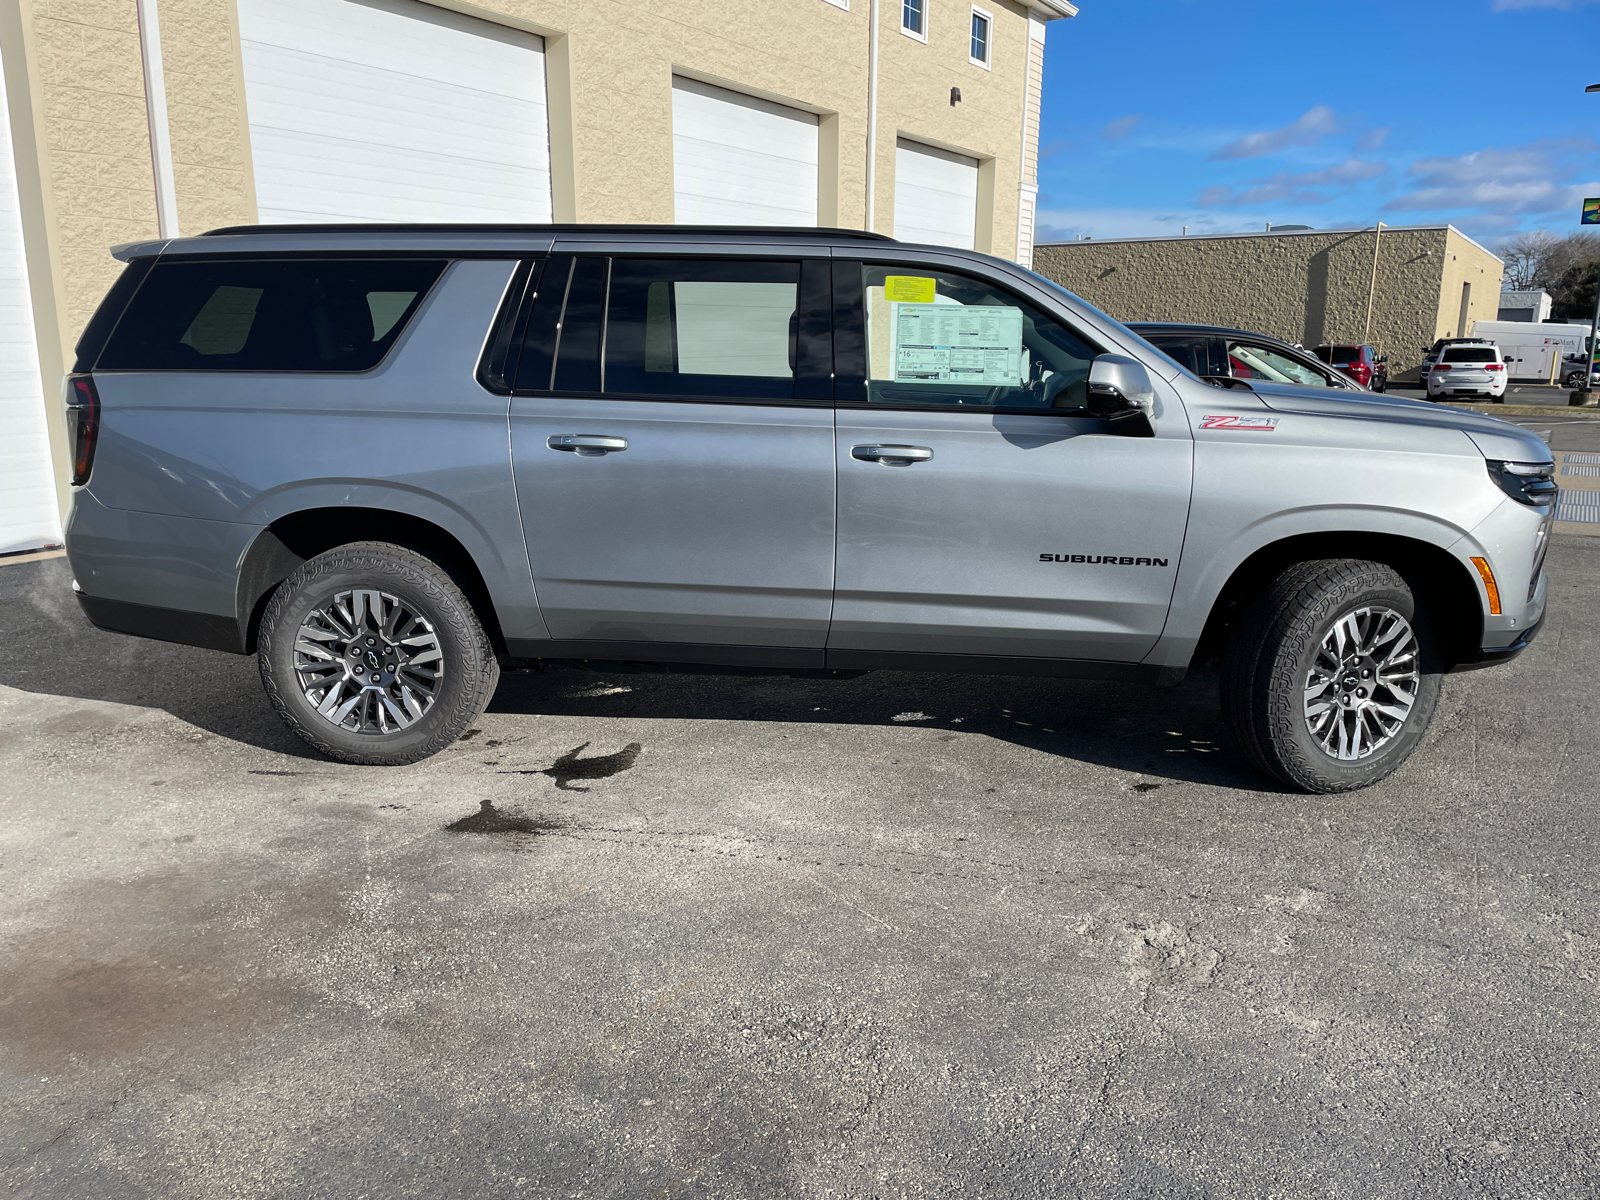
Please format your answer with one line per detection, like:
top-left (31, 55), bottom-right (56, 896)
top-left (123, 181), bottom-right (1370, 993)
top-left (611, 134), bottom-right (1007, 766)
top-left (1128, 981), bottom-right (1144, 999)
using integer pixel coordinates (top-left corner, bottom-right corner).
top-left (63, 224), bottom-right (1554, 793)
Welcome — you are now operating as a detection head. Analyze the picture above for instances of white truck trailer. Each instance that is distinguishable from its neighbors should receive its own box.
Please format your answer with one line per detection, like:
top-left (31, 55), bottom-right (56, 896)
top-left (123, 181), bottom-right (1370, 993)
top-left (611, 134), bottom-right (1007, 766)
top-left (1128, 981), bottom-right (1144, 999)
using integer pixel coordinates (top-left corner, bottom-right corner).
top-left (1468, 320), bottom-right (1592, 383)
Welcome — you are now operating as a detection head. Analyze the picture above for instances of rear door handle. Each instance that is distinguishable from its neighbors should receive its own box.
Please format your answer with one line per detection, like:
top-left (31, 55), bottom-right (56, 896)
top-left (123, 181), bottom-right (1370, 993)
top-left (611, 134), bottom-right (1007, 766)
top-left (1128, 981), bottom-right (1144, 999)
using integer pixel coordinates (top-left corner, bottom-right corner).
top-left (851, 444), bottom-right (933, 465)
top-left (548, 434), bottom-right (627, 457)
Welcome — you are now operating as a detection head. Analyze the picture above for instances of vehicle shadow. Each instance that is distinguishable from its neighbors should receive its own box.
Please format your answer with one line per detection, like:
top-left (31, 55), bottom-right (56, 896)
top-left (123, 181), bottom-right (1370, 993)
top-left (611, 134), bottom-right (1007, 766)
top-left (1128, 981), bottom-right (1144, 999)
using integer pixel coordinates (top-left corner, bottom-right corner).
top-left (0, 557), bottom-right (1270, 789)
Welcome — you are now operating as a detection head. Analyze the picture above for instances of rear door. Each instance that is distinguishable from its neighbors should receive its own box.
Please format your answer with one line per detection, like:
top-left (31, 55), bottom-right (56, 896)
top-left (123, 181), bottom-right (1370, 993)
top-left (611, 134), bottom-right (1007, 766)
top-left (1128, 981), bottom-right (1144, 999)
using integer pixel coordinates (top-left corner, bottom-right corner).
top-left (826, 260), bottom-right (1194, 665)
top-left (508, 252), bottom-right (837, 660)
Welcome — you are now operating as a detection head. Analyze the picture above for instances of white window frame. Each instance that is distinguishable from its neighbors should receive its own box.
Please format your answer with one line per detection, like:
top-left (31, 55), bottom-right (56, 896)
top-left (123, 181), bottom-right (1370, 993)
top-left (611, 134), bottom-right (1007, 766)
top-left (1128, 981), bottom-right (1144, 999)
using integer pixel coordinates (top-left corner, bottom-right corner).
top-left (901, 0), bottom-right (928, 43)
top-left (968, 5), bottom-right (992, 68)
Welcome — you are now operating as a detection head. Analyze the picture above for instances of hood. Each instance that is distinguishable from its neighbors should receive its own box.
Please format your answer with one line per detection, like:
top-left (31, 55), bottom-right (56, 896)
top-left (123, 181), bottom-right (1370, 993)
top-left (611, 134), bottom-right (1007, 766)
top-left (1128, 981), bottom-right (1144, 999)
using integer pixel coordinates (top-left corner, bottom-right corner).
top-left (1248, 382), bottom-right (1552, 463)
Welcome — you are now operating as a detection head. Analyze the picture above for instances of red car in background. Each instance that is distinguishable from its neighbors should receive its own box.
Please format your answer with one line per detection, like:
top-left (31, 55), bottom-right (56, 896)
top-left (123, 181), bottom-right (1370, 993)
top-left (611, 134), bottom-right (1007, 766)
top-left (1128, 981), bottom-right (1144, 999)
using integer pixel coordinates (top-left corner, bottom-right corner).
top-left (1314, 343), bottom-right (1388, 392)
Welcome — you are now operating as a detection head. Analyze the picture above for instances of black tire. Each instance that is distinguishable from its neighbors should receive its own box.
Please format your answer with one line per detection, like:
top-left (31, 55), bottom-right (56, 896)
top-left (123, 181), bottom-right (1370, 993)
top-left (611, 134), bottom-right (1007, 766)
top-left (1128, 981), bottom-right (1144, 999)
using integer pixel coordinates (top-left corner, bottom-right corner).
top-left (1221, 559), bottom-right (1442, 793)
top-left (258, 541), bottom-right (499, 765)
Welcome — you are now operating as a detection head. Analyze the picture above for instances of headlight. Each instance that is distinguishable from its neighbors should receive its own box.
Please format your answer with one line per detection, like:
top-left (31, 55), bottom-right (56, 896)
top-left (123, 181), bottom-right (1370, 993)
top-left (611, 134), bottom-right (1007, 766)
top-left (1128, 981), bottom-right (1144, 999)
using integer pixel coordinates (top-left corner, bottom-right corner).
top-left (1486, 460), bottom-right (1557, 507)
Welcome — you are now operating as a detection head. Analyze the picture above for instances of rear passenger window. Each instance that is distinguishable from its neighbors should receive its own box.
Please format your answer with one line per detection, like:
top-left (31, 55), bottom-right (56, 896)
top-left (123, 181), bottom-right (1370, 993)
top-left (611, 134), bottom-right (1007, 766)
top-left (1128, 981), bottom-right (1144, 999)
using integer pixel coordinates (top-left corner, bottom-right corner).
top-left (514, 256), bottom-right (831, 400)
top-left (606, 259), bottom-right (800, 399)
top-left (97, 259), bottom-right (446, 371)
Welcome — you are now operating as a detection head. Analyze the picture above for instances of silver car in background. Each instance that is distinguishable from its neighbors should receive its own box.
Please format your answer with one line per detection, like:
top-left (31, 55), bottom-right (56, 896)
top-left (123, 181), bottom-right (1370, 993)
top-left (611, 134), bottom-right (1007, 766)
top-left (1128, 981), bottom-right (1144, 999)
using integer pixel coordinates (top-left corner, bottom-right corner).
top-left (63, 224), bottom-right (1553, 793)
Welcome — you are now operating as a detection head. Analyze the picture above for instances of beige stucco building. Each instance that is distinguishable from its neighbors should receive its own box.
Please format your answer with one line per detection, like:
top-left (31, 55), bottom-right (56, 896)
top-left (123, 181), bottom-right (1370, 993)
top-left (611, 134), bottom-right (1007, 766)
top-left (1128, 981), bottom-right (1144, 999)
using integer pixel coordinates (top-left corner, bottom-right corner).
top-left (1033, 225), bottom-right (1505, 384)
top-left (0, 0), bottom-right (1075, 551)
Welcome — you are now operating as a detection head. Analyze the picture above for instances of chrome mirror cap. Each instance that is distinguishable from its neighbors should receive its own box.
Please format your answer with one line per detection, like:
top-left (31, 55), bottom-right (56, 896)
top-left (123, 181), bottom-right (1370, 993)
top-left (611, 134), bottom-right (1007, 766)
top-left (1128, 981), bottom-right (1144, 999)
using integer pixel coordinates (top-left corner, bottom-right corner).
top-left (1088, 354), bottom-right (1156, 414)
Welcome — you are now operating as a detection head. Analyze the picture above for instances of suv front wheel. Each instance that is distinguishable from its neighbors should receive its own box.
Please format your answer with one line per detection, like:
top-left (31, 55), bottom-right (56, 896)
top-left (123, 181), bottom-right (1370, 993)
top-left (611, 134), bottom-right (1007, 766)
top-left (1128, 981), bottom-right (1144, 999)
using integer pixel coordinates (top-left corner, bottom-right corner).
top-left (258, 541), bottom-right (500, 765)
top-left (1222, 559), bottom-right (1442, 793)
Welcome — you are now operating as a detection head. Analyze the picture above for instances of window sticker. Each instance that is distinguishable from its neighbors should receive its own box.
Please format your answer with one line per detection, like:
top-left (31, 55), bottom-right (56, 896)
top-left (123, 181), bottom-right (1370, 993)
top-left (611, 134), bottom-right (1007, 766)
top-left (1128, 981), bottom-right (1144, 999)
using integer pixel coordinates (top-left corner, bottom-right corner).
top-left (891, 302), bottom-right (1024, 385)
top-left (884, 275), bottom-right (937, 304)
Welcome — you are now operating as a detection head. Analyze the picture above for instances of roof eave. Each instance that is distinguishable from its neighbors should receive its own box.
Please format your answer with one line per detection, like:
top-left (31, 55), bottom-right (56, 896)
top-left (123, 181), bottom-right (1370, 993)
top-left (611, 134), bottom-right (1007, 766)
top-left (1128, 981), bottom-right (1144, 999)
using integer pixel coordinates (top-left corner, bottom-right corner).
top-left (1030, 0), bottom-right (1078, 18)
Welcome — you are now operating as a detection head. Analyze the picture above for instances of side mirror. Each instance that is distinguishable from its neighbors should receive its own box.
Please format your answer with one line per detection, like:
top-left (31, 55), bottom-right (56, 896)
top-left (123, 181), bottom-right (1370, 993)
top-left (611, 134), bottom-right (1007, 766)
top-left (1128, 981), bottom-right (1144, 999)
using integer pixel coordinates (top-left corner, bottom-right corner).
top-left (1086, 354), bottom-right (1156, 436)
top-left (1378, 356), bottom-right (1388, 364)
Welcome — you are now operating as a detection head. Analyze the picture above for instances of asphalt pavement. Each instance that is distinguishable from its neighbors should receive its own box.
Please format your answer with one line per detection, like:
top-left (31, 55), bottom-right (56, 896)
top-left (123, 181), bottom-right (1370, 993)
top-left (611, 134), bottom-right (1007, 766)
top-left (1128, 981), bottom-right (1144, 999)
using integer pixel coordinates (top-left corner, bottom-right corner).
top-left (1, 547), bottom-right (1597, 1199)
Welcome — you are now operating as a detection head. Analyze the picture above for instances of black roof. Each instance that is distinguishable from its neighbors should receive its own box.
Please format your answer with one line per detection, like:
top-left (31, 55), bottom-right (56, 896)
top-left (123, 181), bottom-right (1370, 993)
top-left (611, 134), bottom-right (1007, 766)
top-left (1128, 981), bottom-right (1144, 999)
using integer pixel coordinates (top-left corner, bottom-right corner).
top-left (1126, 321), bottom-right (1301, 347)
top-left (201, 223), bottom-right (895, 242)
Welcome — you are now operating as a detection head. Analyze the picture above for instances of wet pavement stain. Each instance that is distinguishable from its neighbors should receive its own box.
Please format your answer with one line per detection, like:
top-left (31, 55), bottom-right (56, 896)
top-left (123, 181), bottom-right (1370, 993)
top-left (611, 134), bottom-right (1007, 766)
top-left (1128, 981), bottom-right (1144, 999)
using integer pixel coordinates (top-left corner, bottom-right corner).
top-left (1132, 782), bottom-right (1162, 793)
top-left (501, 742), bottom-right (642, 792)
top-left (444, 801), bottom-right (564, 836)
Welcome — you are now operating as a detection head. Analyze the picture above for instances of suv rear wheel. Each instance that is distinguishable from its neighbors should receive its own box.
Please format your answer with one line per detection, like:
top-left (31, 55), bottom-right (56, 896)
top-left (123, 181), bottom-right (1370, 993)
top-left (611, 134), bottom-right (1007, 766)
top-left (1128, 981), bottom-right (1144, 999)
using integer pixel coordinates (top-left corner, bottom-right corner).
top-left (258, 541), bottom-right (499, 765)
top-left (1221, 559), bottom-right (1442, 793)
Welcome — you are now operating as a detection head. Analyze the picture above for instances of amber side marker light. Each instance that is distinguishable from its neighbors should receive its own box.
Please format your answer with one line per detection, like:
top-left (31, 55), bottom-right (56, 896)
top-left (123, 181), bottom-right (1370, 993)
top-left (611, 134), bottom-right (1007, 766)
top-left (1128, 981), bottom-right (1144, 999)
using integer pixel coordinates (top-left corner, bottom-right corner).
top-left (1470, 557), bottom-right (1502, 616)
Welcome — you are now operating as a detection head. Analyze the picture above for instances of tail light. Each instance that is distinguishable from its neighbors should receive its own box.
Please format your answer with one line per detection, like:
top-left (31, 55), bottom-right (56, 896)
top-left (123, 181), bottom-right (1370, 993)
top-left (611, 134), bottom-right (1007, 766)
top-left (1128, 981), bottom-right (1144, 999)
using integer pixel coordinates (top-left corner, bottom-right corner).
top-left (1433, 364), bottom-right (1451, 371)
top-left (64, 374), bottom-right (100, 486)
top-left (1485, 364), bottom-right (1505, 372)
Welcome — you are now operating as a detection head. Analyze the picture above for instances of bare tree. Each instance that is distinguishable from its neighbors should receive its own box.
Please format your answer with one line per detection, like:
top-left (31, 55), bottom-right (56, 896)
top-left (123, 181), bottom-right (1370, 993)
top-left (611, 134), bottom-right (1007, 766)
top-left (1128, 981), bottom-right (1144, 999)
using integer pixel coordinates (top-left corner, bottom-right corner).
top-left (1498, 230), bottom-right (1600, 317)
top-left (1500, 230), bottom-right (1558, 291)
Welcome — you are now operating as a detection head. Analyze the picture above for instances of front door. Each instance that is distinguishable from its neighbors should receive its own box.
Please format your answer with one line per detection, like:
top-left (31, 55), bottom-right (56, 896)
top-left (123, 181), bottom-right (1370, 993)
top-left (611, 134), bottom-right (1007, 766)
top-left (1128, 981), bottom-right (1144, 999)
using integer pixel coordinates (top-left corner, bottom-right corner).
top-left (509, 253), bottom-right (836, 659)
top-left (827, 261), bottom-right (1194, 664)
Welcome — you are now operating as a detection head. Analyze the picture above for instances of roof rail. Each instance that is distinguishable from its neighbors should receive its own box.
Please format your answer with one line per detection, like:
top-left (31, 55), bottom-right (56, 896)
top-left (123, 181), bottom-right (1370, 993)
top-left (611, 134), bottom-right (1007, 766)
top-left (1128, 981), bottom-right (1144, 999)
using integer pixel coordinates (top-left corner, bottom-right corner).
top-left (200, 222), bottom-right (896, 242)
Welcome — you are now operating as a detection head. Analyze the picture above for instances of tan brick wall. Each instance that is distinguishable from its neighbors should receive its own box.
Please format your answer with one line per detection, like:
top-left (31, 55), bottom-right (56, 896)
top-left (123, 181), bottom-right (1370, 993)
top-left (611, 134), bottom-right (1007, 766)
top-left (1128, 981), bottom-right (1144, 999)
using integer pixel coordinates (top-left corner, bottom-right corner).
top-left (1440, 226), bottom-right (1505, 346)
top-left (32, 0), bottom-right (158, 335)
top-left (1032, 226), bottom-right (1506, 381)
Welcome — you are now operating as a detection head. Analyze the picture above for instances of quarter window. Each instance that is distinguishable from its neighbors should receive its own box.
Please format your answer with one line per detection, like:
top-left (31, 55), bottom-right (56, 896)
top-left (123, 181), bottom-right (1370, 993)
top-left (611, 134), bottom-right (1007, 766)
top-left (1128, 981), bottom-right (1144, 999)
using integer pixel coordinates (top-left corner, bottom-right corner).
top-left (903, 0), bottom-right (925, 38)
top-left (969, 8), bottom-right (991, 65)
top-left (97, 259), bottom-right (444, 371)
top-left (850, 263), bottom-right (1101, 411)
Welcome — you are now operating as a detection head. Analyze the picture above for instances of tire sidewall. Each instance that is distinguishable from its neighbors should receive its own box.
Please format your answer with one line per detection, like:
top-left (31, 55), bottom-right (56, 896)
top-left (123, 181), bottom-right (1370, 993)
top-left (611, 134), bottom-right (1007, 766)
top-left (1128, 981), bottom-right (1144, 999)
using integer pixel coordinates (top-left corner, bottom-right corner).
top-left (259, 547), bottom-right (488, 764)
top-left (1267, 572), bottom-right (1441, 792)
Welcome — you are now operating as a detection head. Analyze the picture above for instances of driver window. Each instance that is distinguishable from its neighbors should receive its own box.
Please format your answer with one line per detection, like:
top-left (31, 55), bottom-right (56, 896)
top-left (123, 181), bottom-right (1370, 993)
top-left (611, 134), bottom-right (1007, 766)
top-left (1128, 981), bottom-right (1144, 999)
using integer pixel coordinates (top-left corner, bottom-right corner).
top-left (861, 264), bottom-right (1100, 410)
top-left (1226, 340), bottom-right (1333, 388)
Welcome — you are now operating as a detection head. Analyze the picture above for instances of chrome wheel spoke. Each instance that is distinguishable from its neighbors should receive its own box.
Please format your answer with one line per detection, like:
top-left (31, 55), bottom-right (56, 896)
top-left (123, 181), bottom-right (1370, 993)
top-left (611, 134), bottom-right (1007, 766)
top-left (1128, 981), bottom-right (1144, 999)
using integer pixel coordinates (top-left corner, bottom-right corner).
top-left (1302, 605), bottom-right (1421, 762)
top-left (292, 588), bottom-right (442, 737)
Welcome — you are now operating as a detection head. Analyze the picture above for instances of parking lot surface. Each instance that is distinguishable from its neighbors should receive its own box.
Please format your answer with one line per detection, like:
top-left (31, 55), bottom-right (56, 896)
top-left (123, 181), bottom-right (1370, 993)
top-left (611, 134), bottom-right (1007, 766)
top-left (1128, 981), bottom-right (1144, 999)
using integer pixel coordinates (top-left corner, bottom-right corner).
top-left (2, 545), bottom-right (1598, 1199)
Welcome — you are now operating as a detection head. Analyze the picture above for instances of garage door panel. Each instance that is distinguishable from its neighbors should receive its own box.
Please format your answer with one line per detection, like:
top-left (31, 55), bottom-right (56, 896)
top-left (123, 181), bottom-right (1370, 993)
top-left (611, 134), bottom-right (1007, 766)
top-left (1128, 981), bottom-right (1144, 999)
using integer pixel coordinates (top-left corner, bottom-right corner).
top-left (240, 0), bottom-right (552, 224)
top-left (672, 77), bottom-right (818, 227)
top-left (894, 139), bottom-right (979, 250)
top-left (0, 46), bottom-right (61, 554)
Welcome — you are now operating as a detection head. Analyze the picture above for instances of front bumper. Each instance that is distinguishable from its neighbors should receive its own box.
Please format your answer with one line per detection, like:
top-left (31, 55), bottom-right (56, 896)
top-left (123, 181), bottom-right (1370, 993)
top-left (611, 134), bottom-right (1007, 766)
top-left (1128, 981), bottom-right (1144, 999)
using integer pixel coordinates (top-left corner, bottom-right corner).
top-left (1451, 614), bottom-right (1544, 672)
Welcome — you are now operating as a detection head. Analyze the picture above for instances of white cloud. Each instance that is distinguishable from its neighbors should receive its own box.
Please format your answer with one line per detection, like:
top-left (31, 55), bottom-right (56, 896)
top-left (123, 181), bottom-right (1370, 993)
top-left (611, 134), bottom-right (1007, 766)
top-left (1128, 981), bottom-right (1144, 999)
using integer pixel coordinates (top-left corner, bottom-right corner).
top-left (1210, 106), bottom-right (1339, 160)
top-left (1381, 139), bottom-right (1600, 216)
top-left (1101, 115), bottom-right (1142, 140)
top-left (1035, 208), bottom-right (1271, 242)
top-left (1199, 160), bottom-right (1389, 208)
top-left (1491, 0), bottom-right (1598, 9)
top-left (1354, 127), bottom-right (1391, 153)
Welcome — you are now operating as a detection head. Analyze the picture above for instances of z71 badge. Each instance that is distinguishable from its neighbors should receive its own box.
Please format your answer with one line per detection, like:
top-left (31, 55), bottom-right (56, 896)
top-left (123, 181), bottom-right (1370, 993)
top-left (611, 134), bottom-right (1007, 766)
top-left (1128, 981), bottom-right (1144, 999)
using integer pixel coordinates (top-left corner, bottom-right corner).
top-left (1200, 414), bottom-right (1279, 431)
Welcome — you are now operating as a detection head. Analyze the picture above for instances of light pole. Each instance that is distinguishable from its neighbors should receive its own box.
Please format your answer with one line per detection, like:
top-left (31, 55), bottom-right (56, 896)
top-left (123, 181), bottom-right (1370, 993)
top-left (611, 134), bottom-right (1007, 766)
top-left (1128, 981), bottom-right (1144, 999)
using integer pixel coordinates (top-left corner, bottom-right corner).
top-left (1588, 86), bottom-right (1600, 392)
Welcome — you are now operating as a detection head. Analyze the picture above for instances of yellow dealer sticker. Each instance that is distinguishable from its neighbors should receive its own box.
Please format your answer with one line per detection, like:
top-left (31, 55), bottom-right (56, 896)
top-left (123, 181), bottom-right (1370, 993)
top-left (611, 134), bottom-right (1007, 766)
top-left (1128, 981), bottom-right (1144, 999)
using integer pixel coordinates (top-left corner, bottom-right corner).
top-left (884, 275), bottom-right (937, 304)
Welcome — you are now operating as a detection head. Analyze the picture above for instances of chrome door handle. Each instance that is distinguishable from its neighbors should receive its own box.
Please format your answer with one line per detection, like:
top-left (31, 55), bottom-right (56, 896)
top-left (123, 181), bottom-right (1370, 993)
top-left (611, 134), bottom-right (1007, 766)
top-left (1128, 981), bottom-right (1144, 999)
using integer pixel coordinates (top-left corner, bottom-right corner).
top-left (851, 444), bottom-right (933, 465)
top-left (548, 434), bottom-right (627, 457)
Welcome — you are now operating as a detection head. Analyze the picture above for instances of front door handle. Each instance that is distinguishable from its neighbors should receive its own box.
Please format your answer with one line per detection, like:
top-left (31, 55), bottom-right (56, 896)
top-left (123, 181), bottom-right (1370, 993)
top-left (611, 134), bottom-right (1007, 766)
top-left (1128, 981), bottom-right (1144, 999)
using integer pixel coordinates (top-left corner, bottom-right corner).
top-left (548, 434), bottom-right (627, 457)
top-left (851, 444), bottom-right (933, 465)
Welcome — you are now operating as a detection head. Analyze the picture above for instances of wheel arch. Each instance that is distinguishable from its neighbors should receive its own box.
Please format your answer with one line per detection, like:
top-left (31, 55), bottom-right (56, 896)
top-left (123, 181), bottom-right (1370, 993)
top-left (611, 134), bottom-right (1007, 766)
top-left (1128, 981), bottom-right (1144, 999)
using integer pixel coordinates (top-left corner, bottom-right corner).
top-left (236, 508), bottom-right (506, 656)
top-left (1191, 532), bottom-right (1484, 671)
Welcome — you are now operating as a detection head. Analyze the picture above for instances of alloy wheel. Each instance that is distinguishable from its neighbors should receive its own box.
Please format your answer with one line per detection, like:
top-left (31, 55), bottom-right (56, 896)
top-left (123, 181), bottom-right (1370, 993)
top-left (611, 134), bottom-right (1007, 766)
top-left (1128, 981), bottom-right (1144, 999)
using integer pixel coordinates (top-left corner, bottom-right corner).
top-left (1302, 606), bottom-right (1420, 761)
top-left (292, 589), bottom-right (443, 735)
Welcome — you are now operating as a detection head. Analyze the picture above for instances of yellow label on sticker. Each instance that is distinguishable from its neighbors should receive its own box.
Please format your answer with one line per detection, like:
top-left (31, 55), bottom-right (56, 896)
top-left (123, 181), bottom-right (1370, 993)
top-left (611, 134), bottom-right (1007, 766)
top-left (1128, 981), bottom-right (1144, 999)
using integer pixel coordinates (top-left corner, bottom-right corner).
top-left (884, 275), bottom-right (937, 304)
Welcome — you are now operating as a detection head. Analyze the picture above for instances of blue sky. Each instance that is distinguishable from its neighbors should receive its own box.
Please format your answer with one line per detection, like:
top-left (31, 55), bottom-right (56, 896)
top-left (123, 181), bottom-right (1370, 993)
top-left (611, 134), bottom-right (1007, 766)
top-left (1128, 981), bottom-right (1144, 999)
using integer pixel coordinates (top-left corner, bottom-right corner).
top-left (1034, 0), bottom-right (1600, 247)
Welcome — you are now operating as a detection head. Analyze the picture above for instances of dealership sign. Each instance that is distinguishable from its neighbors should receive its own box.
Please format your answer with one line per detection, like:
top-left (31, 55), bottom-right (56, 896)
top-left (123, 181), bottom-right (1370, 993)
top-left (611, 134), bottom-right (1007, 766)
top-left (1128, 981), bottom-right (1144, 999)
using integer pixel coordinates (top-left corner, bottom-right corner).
top-left (1584, 198), bottom-right (1600, 225)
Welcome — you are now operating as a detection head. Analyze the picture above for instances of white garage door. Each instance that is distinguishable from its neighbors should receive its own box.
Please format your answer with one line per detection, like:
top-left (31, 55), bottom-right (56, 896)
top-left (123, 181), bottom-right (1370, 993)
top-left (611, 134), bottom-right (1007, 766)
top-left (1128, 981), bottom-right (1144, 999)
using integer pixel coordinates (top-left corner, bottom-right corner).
top-left (0, 50), bottom-right (61, 554)
top-left (672, 77), bottom-right (818, 226)
top-left (239, 0), bottom-right (552, 224)
top-left (894, 139), bottom-right (978, 250)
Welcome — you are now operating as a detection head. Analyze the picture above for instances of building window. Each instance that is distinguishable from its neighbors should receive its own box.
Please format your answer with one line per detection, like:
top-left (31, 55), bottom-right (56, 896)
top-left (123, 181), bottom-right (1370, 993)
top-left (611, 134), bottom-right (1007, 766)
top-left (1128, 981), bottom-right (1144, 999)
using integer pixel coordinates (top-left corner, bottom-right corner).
top-left (902, 0), bottom-right (926, 41)
top-left (969, 7), bottom-right (992, 66)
